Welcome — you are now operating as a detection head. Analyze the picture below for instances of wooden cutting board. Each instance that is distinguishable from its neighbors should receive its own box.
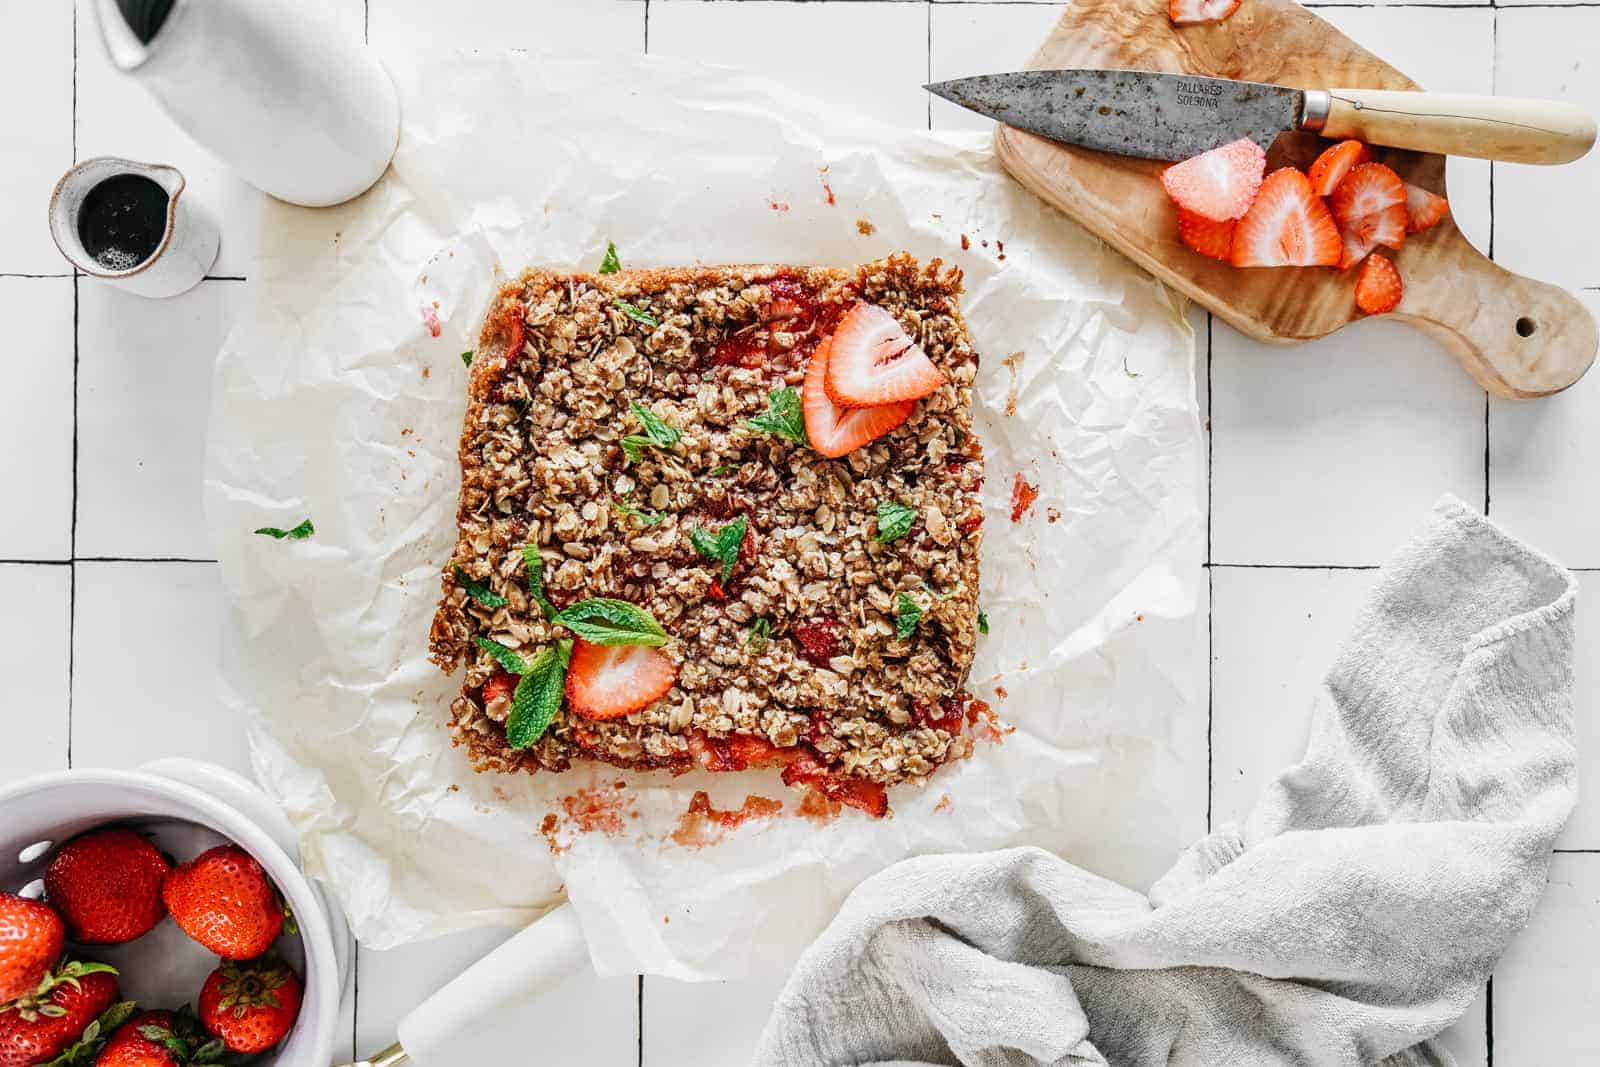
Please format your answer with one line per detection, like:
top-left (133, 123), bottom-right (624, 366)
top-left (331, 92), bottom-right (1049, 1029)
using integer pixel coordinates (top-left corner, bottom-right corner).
top-left (995, 0), bottom-right (1596, 398)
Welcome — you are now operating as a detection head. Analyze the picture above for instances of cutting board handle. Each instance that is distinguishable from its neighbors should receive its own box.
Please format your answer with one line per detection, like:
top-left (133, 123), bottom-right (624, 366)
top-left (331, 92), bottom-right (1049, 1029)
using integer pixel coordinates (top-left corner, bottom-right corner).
top-left (1397, 251), bottom-right (1597, 398)
top-left (1322, 89), bottom-right (1597, 165)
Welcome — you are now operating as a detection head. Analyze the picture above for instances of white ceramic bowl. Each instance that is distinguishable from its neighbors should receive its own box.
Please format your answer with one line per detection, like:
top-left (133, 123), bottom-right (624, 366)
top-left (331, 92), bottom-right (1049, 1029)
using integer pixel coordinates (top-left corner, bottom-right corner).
top-left (0, 760), bottom-right (352, 1066)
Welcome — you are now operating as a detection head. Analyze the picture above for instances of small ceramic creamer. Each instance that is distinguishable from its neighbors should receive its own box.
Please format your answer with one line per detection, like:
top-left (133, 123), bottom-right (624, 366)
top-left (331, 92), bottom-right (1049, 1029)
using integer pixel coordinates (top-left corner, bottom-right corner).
top-left (92, 0), bottom-right (401, 208)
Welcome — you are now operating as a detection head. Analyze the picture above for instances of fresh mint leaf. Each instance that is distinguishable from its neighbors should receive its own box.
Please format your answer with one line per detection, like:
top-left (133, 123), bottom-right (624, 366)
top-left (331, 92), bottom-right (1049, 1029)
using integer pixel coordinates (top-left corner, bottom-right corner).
top-left (631, 402), bottom-right (681, 449)
top-left (613, 497), bottom-right (665, 527)
top-left (254, 519), bottom-right (314, 541)
top-left (748, 617), bottom-right (770, 653)
top-left (554, 598), bottom-right (669, 647)
top-left (454, 565), bottom-right (508, 609)
top-left (895, 593), bottom-right (923, 640)
top-left (475, 636), bottom-right (529, 675)
top-left (506, 639), bottom-right (572, 748)
top-left (708, 462), bottom-right (740, 477)
top-left (461, 350), bottom-right (474, 366)
top-left (746, 387), bottom-right (808, 445)
top-left (521, 546), bottom-right (558, 619)
top-left (613, 299), bottom-right (659, 329)
top-left (978, 610), bottom-right (990, 634)
top-left (1123, 355), bottom-right (1141, 379)
top-left (690, 515), bottom-right (748, 583)
top-left (599, 241), bottom-right (622, 274)
top-left (874, 501), bottom-right (917, 543)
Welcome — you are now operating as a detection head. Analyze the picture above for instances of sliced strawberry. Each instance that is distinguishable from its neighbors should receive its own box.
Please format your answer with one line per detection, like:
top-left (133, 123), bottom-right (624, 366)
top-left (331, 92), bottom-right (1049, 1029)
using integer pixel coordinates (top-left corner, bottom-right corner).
top-left (1176, 208), bottom-right (1236, 261)
top-left (1160, 138), bottom-right (1266, 222)
top-left (803, 337), bottom-right (915, 459)
top-left (1168, 0), bottom-right (1242, 25)
top-left (1355, 254), bottom-right (1404, 315)
top-left (1229, 168), bottom-right (1342, 268)
top-left (727, 733), bottom-right (791, 767)
top-left (1404, 183), bottom-right (1450, 234)
top-left (1330, 162), bottom-right (1408, 266)
top-left (566, 640), bottom-right (677, 720)
top-left (780, 751), bottom-right (889, 818)
top-left (822, 303), bottom-right (946, 407)
top-left (1307, 140), bottom-right (1372, 197)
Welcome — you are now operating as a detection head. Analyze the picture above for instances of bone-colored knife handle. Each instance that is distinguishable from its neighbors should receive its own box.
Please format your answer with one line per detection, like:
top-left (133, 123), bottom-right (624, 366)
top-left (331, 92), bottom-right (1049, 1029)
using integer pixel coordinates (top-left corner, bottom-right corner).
top-left (1314, 89), bottom-right (1596, 164)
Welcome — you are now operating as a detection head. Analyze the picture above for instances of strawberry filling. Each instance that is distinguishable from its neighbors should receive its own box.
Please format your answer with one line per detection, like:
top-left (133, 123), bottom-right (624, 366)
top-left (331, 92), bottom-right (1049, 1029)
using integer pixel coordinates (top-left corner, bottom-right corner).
top-left (781, 748), bottom-right (889, 818)
top-left (791, 618), bottom-right (843, 668)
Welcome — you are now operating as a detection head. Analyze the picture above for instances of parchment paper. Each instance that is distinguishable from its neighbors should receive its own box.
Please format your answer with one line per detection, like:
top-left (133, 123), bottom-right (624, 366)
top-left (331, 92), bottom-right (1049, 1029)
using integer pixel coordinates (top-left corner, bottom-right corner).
top-left (203, 47), bottom-right (1207, 978)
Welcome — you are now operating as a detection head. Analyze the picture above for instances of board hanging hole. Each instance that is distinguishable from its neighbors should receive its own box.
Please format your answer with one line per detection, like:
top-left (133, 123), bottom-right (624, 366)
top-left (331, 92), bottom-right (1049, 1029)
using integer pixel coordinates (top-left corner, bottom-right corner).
top-left (1515, 317), bottom-right (1537, 338)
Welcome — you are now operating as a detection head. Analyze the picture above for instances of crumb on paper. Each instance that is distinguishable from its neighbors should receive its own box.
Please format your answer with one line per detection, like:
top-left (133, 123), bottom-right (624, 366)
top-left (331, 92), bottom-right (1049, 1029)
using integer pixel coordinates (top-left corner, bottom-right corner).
top-left (1002, 351), bottom-right (1024, 417)
top-left (996, 240), bottom-right (1006, 262)
top-left (1136, 613), bottom-right (1145, 623)
top-left (797, 790), bottom-right (843, 822)
top-left (539, 813), bottom-right (562, 854)
top-left (1046, 506), bottom-right (1060, 524)
top-left (994, 685), bottom-right (1008, 700)
top-left (960, 234), bottom-right (970, 251)
top-left (856, 218), bottom-right (876, 236)
top-left (769, 197), bottom-right (791, 212)
top-left (448, 783), bottom-right (460, 792)
top-left (933, 794), bottom-right (951, 813)
top-left (421, 366), bottom-right (431, 380)
top-left (1010, 474), bottom-right (1039, 523)
top-left (401, 426), bottom-right (413, 437)
top-left (981, 239), bottom-right (989, 249)
top-left (819, 167), bottom-right (836, 207)
top-left (670, 791), bottom-right (784, 848)
top-left (421, 305), bottom-right (441, 338)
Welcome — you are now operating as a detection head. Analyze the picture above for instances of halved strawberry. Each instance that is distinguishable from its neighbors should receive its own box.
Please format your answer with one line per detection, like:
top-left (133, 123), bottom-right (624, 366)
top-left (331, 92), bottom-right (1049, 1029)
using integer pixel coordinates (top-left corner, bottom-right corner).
top-left (1229, 168), bottom-right (1342, 268)
top-left (1404, 183), bottom-right (1450, 234)
top-left (1330, 162), bottom-right (1408, 267)
top-left (1176, 208), bottom-right (1236, 261)
top-left (803, 338), bottom-right (915, 459)
top-left (1307, 140), bottom-right (1372, 197)
top-left (823, 303), bottom-right (945, 407)
top-left (566, 640), bottom-right (677, 721)
top-left (1168, 0), bottom-right (1242, 25)
top-left (1355, 254), bottom-right (1403, 315)
top-left (1160, 138), bottom-right (1266, 222)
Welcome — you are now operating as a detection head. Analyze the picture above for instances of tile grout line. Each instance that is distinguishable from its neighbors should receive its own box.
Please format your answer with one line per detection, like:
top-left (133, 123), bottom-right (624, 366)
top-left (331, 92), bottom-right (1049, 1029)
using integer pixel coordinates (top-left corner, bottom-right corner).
top-left (1484, 11), bottom-right (1497, 1060)
top-left (68, 0), bottom-right (80, 771)
top-left (637, 975), bottom-right (645, 1067)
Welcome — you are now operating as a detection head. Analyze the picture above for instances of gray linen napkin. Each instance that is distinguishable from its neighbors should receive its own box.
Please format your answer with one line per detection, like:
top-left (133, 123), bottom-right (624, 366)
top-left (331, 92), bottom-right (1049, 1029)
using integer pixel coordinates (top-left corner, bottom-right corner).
top-left (758, 497), bottom-right (1577, 1067)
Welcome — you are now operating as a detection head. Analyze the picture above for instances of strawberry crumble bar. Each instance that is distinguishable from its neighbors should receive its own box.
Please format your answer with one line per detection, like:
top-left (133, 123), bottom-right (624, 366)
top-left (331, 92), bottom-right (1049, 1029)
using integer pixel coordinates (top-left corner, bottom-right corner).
top-left (428, 253), bottom-right (986, 816)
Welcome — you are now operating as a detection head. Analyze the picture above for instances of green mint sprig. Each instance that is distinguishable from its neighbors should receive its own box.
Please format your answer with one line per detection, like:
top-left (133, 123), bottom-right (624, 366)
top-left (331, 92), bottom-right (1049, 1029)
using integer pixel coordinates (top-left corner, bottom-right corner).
top-left (748, 617), bottom-right (770, 653)
top-left (554, 598), bottom-right (668, 647)
top-left (521, 546), bottom-right (559, 620)
top-left (254, 519), bottom-right (314, 541)
top-left (747, 387), bottom-right (808, 445)
top-left (690, 515), bottom-right (749, 583)
top-left (506, 640), bottom-right (573, 749)
top-left (599, 241), bottom-right (622, 274)
top-left (454, 566), bottom-right (507, 609)
top-left (978, 610), bottom-right (990, 635)
top-left (874, 502), bottom-right (917, 544)
top-left (613, 497), bottom-right (666, 527)
top-left (612, 299), bottom-right (659, 329)
top-left (621, 402), bottom-right (681, 463)
top-left (461, 350), bottom-right (474, 367)
top-left (895, 593), bottom-right (923, 640)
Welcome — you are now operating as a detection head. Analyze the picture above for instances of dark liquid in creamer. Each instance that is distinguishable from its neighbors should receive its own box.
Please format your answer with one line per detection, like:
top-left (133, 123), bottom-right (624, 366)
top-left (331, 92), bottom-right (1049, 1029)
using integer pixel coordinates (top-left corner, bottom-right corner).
top-left (77, 174), bottom-right (170, 272)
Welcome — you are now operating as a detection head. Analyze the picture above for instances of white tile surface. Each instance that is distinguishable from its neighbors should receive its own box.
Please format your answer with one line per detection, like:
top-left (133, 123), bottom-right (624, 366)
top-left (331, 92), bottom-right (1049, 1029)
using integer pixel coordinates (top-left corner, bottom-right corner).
top-left (1210, 316), bottom-right (1485, 566)
top-left (0, 564), bottom-right (70, 781)
top-left (77, 279), bottom-right (242, 560)
top-left (70, 561), bottom-right (247, 772)
top-left (1494, 854), bottom-right (1600, 1061)
top-left (0, 278), bottom-right (74, 560)
top-left (1489, 291), bottom-right (1600, 570)
top-left (354, 928), bottom-right (640, 1065)
top-left (648, 0), bottom-right (930, 129)
top-left (1493, 8), bottom-right (1600, 293)
top-left (0, 0), bottom-right (73, 275)
top-left (369, 0), bottom-right (643, 52)
top-left (643, 975), bottom-right (787, 1067)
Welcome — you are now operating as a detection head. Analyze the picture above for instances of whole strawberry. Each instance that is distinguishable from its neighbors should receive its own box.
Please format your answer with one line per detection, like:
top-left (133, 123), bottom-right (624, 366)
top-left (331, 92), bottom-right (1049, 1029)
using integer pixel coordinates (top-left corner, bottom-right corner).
top-left (0, 893), bottom-right (64, 1004)
top-left (44, 829), bottom-right (171, 945)
top-left (197, 958), bottom-right (301, 1054)
top-left (161, 846), bottom-right (282, 960)
top-left (96, 1007), bottom-right (231, 1067)
top-left (0, 960), bottom-right (120, 1067)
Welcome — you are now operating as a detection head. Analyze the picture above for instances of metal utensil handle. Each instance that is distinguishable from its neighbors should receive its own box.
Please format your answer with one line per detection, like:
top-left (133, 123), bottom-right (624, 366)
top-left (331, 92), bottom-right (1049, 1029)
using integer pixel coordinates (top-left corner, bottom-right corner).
top-left (335, 903), bottom-right (588, 1067)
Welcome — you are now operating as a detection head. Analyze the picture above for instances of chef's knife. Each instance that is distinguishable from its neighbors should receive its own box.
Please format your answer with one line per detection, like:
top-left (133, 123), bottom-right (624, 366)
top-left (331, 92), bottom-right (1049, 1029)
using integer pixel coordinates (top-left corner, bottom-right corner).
top-left (925, 69), bottom-right (1596, 165)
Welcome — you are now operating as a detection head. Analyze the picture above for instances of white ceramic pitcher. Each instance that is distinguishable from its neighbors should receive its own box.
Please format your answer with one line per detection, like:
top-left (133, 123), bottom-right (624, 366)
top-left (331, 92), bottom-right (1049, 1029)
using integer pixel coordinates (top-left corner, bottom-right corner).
top-left (92, 0), bottom-right (401, 208)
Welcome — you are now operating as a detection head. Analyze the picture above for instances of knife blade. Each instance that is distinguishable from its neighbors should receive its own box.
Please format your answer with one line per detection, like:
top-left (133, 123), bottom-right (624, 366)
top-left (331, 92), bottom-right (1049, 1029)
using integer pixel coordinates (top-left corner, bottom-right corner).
top-left (925, 69), bottom-right (1310, 162)
top-left (925, 69), bottom-right (1597, 166)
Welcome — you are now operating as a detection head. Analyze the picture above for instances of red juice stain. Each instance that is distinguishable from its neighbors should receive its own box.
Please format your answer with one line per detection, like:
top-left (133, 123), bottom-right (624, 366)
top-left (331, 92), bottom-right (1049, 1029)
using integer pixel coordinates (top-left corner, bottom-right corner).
top-left (421, 305), bottom-right (442, 338)
top-left (1010, 473), bottom-right (1039, 523)
top-left (670, 791), bottom-right (784, 848)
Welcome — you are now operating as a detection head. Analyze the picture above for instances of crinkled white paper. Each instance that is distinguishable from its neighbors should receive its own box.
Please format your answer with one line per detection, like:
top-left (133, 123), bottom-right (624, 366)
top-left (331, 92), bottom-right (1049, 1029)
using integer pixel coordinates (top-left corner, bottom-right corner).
top-left (203, 47), bottom-right (1207, 977)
